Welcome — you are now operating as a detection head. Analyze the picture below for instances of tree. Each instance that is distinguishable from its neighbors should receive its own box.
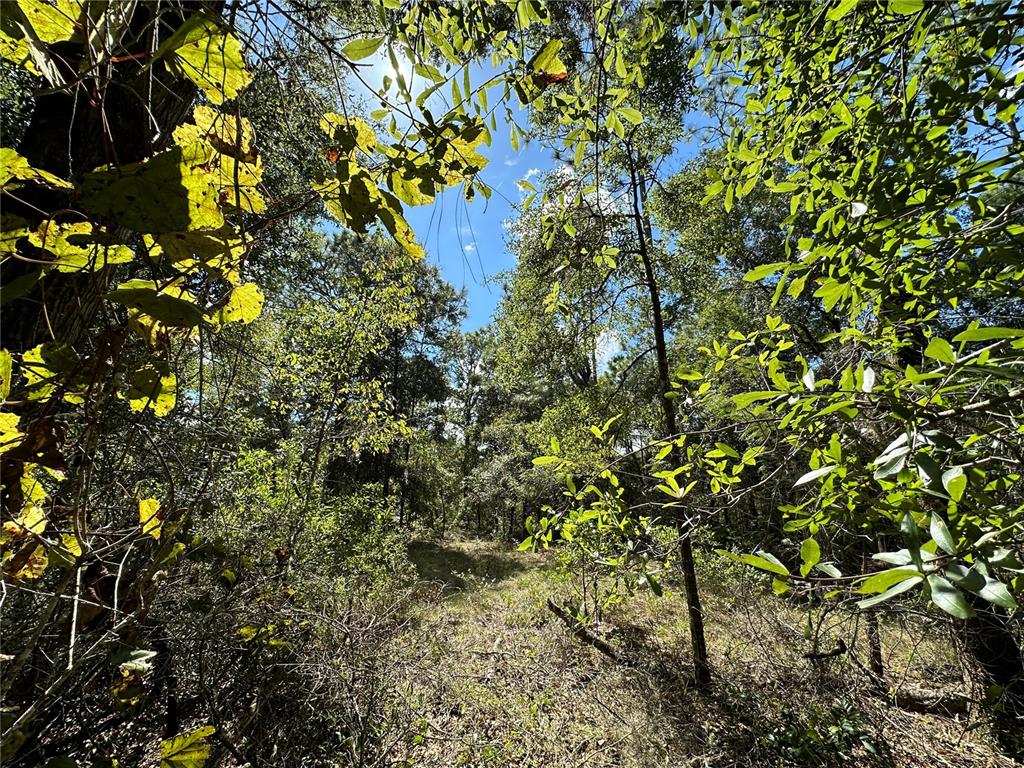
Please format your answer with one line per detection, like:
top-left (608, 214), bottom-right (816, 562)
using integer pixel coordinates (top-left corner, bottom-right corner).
top-left (684, 0), bottom-right (1024, 749)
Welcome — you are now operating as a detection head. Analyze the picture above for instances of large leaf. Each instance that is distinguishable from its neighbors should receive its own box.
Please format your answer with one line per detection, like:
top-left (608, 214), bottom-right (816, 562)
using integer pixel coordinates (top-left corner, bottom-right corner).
top-left (0, 412), bottom-right (26, 455)
top-left (147, 227), bottom-right (249, 284)
top-left (139, 497), bottom-right (162, 539)
top-left (21, 342), bottom-right (81, 402)
top-left (0, 147), bottom-right (73, 190)
top-left (19, 0), bottom-right (82, 43)
top-left (320, 113), bottom-right (376, 154)
top-left (529, 39), bottom-right (567, 80)
top-left (158, 14), bottom-right (251, 105)
top-left (799, 537), bottom-right (820, 577)
top-left (794, 464), bottom-right (836, 487)
top-left (81, 143), bottom-right (223, 234)
top-left (857, 574), bottom-right (920, 609)
top-left (0, 349), bottom-right (12, 400)
top-left (213, 283), bottom-right (264, 325)
top-left (107, 279), bottom-right (203, 328)
top-left (173, 106), bottom-right (257, 161)
top-left (160, 725), bottom-right (216, 768)
top-left (126, 366), bottom-right (177, 417)
top-left (927, 574), bottom-right (974, 619)
top-left (342, 36), bottom-right (384, 61)
top-left (29, 221), bottom-right (133, 272)
top-left (929, 512), bottom-right (957, 556)
top-left (717, 549), bottom-right (790, 577)
top-left (857, 568), bottom-right (922, 594)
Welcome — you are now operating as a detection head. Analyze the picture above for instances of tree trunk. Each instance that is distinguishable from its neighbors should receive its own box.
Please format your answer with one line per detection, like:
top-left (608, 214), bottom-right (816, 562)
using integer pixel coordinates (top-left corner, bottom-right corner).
top-left (2, 1), bottom-right (212, 353)
top-left (865, 611), bottom-right (884, 678)
top-left (628, 154), bottom-right (711, 687)
top-left (962, 603), bottom-right (1024, 757)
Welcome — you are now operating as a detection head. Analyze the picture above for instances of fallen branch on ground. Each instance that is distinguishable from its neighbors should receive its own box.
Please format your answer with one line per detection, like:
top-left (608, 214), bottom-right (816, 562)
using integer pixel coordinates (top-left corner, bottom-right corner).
top-left (545, 599), bottom-right (637, 667)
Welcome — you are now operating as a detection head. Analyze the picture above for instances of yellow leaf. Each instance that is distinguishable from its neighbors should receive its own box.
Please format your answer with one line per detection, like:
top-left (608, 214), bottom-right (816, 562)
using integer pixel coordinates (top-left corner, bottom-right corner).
top-left (0, 412), bottom-right (25, 455)
top-left (173, 105), bottom-right (257, 161)
top-left (18, 0), bottom-right (83, 44)
top-left (159, 14), bottom-right (251, 105)
top-left (29, 220), bottom-right (133, 272)
top-left (0, 148), bottom-right (73, 190)
top-left (139, 498), bottom-right (162, 540)
top-left (214, 282), bottom-right (264, 326)
top-left (81, 142), bottom-right (224, 234)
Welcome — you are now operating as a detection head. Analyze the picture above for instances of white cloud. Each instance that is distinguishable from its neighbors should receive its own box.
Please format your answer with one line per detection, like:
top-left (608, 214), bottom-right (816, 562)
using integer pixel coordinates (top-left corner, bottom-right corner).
top-left (463, 243), bottom-right (476, 253)
top-left (524, 167), bottom-right (542, 181)
top-left (504, 156), bottom-right (518, 166)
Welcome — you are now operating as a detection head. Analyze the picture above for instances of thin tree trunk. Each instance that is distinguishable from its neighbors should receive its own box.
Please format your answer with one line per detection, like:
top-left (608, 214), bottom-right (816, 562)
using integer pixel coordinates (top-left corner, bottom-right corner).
top-left (628, 153), bottom-right (711, 687)
top-left (865, 612), bottom-right (884, 679)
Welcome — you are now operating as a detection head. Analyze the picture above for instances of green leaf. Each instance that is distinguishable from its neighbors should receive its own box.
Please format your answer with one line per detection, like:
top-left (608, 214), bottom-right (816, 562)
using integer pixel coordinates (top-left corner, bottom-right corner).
top-left (799, 538), bottom-right (820, 577)
top-left (618, 107), bottom-right (643, 125)
top-left (929, 512), bottom-right (957, 555)
top-left (157, 14), bottom-right (251, 105)
top-left (942, 467), bottom-right (966, 502)
top-left (858, 568), bottom-right (922, 595)
top-left (857, 574), bottom-right (920, 609)
top-left (827, 0), bottom-right (858, 21)
top-left (889, 0), bottom-right (924, 14)
top-left (107, 279), bottom-right (203, 327)
top-left (645, 573), bottom-right (663, 597)
top-left (607, 110), bottom-right (625, 139)
top-left (927, 574), bottom-right (974, 619)
top-left (731, 391), bottom-right (782, 409)
top-left (924, 338), bottom-right (956, 365)
top-left (973, 577), bottom-right (1018, 612)
top-left (342, 36), bottom-right (385, 61)
top-left (126, 365), bottom-right (177, 417)
top-left (21, 342), bottom-right (80, 402)
top-left (815, 562), bottom-right (842, 578)
top-left (794, 464), bottom-right (836, 487)
top-left (744, 262), bottom-right (788, 282)
top-left (161, 724), bottom-right (216, 768)
top-left (717, 549), bottom-right (791, 577)
top-left (952, 326), bottom-right (1024, 343)
top-left (530, 39), bottom-right (567, 79)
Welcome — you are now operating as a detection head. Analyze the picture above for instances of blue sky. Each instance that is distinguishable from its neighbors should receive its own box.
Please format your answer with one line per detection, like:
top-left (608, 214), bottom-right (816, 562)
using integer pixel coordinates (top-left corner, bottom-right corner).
top-left (356, 55), bottom-right (554, 330)
top-left (403, 114), bottom-right (551, 331)
top-left (355, 55), bottom-right (714, 332)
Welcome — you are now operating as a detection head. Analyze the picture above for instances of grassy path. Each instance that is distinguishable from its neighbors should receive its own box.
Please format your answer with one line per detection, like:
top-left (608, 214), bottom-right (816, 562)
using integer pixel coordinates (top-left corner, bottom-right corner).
top-left (393, 539), bottom-right (1015, 768)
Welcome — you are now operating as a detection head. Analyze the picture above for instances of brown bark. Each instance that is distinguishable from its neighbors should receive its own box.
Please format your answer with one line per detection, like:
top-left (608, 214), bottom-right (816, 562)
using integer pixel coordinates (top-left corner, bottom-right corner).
top-left (546, 598), bottom-right (635, 666)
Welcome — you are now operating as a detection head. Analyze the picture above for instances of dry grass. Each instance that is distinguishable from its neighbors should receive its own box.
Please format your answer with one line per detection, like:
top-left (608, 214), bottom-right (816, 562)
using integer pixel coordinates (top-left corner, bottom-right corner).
top-left (385, 539), bottom-right (1019, 768)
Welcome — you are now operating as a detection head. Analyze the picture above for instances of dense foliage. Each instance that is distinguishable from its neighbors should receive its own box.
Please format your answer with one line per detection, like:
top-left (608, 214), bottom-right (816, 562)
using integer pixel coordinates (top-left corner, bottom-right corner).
top-left (1, 1), bottom-right (1021, 765)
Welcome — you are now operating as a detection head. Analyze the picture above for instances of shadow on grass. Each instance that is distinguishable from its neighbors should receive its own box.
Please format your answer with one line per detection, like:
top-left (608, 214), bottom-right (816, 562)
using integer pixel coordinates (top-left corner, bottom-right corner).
top-left (407, 540), bottom-right (534, 593)
top-left (590, 619), bottom-right (897, 767)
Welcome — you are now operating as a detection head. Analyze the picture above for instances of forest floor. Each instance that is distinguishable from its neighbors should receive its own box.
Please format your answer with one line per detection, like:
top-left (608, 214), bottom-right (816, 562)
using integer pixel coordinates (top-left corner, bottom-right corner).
top-left (392, 538), bottom-right (1019, 768)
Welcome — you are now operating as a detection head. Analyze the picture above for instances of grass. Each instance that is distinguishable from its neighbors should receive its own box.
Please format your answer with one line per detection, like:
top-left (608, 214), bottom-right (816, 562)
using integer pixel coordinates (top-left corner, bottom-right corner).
top-left (390, 539), bottom-right (1017, 768)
